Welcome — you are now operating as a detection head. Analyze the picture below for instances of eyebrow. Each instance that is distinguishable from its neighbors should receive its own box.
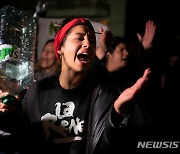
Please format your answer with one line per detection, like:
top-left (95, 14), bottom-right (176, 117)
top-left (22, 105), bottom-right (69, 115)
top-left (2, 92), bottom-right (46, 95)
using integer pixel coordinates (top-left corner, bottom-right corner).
top-left (75, 32), bottom-right (84, 35)
top-left (74, 32), bottom-right (97, 37)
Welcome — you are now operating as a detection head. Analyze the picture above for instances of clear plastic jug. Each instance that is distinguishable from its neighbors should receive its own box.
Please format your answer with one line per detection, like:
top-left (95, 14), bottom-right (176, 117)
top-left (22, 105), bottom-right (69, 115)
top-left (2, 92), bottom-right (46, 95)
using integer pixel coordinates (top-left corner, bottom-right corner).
top-left (0, 5), bottom-right (37, 95)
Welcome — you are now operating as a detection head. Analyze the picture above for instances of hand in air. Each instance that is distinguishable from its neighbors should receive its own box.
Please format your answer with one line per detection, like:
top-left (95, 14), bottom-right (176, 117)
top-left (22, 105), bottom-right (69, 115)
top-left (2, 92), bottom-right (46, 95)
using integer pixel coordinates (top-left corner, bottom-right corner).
top-left (114, 68), bottom-right (151, 115)
top-left (137, 20), bottom-right (156, 50)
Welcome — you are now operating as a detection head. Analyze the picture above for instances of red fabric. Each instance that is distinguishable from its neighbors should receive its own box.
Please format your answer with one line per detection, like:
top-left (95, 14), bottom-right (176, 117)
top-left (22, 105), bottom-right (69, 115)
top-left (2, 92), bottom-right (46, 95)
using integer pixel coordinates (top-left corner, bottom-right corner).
top-left (54, 18), bottom-right (86, 60)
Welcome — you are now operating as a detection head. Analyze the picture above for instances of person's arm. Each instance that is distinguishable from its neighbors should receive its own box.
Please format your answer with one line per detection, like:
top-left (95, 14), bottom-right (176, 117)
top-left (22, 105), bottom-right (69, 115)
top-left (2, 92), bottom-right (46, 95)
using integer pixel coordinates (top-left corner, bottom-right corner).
top-left (96, 27), bottom-right (113, 60)
top-left (102, 68), bottom-right (151, 128)
top-left (89, 28), bottom-right (112, 77)
top-left (113, 68), bottom-right (151, 116)
top-left (97, 68), bottom-right (151, 153)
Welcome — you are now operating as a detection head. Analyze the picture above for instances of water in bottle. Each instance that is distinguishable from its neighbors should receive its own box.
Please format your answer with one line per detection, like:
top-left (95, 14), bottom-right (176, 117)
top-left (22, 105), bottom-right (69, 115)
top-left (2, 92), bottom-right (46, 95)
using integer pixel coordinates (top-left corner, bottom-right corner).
top-left (0, 5), bottom-right (37, 95)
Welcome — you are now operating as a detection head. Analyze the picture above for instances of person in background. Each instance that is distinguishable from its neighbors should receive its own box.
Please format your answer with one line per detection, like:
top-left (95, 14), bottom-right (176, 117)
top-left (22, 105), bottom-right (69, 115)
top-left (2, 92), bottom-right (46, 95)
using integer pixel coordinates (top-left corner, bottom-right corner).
top-left (90, 19), bottom-right (161, 148)
top-left (91, 20), bottom-right (157, 91)
top-left (0, 17), bottom-right (151, 154)
top-left (34, 39), bottom-right (61, 80)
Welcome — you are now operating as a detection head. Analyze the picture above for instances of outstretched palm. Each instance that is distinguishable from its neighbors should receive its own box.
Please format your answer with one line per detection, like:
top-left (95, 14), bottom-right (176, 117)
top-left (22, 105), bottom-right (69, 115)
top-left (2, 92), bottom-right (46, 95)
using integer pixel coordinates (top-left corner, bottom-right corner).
top-left (137, 20), bottom-right (156, 49)
top-left (114, 68), bottom-right (151, 115)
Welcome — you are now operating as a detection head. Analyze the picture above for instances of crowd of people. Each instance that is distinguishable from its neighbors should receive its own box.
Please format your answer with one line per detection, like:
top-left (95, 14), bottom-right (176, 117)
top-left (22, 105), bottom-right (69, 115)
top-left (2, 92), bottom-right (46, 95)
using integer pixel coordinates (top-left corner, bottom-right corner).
top-left (0, 16), bottom-right (179, 154)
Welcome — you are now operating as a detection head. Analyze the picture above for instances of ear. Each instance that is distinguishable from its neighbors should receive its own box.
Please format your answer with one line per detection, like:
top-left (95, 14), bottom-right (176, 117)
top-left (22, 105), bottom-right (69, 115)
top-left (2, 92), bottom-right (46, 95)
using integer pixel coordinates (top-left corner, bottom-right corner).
top-left (106, 52), bottom-right (111, 59)
top-left (58, 47), bottom-right (64, 55)
top-left (58, 49), bottom-right (61, 55)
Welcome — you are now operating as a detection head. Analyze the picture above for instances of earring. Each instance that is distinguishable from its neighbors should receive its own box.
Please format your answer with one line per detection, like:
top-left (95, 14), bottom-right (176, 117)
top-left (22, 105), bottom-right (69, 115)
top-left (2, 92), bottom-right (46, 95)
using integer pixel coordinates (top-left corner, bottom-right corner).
top-left (59, 54), bottom-right (62, 59)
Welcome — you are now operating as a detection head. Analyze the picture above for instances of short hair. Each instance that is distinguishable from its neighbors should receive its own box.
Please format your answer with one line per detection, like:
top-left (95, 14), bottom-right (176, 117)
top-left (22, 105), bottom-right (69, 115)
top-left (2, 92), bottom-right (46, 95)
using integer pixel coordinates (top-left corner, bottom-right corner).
top-left (109, 36), bottom-right (127, 54)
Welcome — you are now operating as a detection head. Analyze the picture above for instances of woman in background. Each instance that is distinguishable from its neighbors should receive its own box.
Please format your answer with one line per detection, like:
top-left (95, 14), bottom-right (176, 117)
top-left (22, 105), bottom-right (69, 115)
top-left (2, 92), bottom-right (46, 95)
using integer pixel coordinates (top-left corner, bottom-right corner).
top-left (34, 39), bottom-right (61, 80)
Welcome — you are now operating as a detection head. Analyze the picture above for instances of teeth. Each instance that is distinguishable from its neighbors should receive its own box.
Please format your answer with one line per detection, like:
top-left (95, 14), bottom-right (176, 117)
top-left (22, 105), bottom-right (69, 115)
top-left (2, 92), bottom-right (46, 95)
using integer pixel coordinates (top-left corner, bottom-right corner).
top-left (122, 57), bottom-right (127, 60)
top-left (77, 52), bottom-right (88, 56)
top-left (77, 52), bottom-right (89, 62)
top-left (82, 52), bottom-right (88, 55)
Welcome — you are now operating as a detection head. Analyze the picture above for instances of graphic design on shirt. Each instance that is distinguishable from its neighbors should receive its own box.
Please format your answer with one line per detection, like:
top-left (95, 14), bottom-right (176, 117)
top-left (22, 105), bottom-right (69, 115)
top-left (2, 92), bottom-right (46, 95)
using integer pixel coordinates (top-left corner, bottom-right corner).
top-left (41, 101), bottom-right (85, 143)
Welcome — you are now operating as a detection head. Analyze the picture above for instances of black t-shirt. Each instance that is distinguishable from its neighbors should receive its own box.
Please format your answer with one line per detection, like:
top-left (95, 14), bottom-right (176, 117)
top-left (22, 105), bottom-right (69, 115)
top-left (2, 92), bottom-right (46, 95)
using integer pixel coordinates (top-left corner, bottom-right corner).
top-left (22, 75), bottom-right (96, 154)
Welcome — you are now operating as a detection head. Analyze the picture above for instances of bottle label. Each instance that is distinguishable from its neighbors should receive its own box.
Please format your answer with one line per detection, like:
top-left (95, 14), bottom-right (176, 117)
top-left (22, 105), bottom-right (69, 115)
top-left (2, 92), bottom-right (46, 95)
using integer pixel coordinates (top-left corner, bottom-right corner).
top-left (0, 44), bottom-right (20, 62)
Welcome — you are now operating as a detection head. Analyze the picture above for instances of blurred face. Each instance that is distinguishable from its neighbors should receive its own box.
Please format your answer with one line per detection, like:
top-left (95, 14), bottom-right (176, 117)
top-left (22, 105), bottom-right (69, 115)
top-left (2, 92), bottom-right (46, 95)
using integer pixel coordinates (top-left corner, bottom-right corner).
top-left (107, 42), bottom-right (129, 72)
top-left (41, 42), bottom-right (57, 69)
top-left (59, 25), bottom-right (96, 73)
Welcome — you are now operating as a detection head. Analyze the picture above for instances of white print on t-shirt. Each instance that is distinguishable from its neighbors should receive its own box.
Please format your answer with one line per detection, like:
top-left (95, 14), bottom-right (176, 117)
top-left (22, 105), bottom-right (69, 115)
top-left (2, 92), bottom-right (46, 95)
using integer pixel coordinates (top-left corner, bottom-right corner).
top-left (41, 101), bottom-right (85, 143)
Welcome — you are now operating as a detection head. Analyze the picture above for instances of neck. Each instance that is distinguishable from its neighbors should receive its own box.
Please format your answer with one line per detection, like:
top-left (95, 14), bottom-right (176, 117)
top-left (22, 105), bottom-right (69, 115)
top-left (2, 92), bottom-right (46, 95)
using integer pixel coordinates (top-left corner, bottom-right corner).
top-left (59, 69), bottom-right (86, 89)
top-left (106, 61), bottom-right (114, 73)
top-left (44, 65), bottom-right (56, 75)
top-left (44, 68), bottom-right (51, 75)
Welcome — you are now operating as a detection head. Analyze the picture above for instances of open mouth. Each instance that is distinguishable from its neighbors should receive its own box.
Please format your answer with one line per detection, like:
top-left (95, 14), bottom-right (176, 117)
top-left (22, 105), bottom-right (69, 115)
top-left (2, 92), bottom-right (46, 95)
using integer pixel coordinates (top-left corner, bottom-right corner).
top-left (77, 53), bottom-right (89, 63)
top-left (121, 57), bottom-right (128, 61)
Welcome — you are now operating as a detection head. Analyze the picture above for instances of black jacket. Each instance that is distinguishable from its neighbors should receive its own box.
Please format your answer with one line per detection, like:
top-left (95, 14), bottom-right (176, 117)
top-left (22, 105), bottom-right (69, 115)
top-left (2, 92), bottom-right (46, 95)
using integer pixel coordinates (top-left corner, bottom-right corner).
top-left (87, 83), bottom-right (153, 154)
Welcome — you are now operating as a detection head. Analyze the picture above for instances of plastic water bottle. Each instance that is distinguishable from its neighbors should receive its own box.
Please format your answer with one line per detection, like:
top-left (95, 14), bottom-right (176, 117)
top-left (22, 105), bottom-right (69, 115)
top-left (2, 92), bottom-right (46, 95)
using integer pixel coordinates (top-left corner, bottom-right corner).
top-left (0, 5), bottom-right (37, 95)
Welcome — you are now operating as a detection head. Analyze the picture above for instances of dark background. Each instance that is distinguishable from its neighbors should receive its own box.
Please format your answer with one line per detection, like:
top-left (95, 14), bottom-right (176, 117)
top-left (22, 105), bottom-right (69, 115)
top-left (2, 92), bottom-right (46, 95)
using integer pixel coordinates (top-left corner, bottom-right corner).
top-left (125, 0), bottom-right (180, 56)
top-left (1, 0), bottom-right (180, 53)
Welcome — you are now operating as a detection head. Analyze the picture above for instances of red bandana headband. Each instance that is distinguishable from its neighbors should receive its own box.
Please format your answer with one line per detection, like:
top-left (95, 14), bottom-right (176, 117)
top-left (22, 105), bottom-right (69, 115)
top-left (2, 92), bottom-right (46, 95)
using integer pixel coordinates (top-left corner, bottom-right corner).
top-left (54, 18), bottom-right (86, 60)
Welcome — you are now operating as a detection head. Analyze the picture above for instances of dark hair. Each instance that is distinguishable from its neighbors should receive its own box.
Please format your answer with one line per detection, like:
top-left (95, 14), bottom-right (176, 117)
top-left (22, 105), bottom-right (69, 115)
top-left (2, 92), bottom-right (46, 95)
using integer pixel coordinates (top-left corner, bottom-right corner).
top-left (109, 36), bottom-right (127, 54)
top-left (43, 39), bottom-right (54, 48)
top-left (45, 39), bottom-right (54, 45)
top-left (41, 39), bottom-right (55, 52)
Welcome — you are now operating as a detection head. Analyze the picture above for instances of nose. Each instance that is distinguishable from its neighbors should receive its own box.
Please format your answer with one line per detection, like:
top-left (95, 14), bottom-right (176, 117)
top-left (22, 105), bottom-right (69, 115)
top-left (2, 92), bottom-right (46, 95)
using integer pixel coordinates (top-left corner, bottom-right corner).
top-left (82, 36), bottom-right (90, 48)
top-left (123, 49), bottom-right (129, 56)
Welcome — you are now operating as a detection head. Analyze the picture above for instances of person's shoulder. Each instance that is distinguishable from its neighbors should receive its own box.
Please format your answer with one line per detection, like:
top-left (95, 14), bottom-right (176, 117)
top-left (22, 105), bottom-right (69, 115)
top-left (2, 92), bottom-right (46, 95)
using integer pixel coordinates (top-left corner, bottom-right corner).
top-left (30, 75), bottom-right (59, 90)
top-left (96, 82), bottom-right (121, 96)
